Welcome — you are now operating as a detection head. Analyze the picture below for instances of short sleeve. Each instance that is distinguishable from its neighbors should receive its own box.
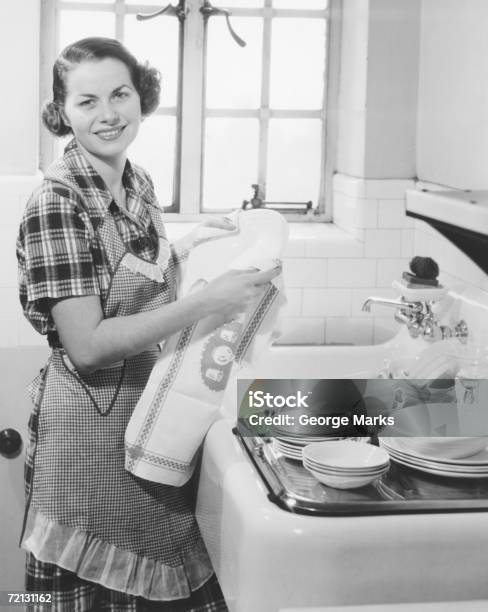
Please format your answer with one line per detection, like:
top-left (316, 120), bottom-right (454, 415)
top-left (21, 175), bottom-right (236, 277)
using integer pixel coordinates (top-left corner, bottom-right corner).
top-left (17, 187), bottom-right (101, 334)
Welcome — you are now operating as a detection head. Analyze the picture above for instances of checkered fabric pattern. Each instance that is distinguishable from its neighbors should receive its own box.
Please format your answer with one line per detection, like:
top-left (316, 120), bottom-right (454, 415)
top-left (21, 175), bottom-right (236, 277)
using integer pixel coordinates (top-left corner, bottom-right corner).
top-left (20, 140), bottom-right (216, 601)
top-left (17, 138), bottom-right (165, 339)
top-left (26, 554), bottom-right (228, 612)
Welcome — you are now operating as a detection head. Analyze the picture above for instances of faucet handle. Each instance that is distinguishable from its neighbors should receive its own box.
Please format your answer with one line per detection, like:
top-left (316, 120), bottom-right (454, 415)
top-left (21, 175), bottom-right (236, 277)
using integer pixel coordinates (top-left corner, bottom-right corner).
top-left (455, 320), bottom-right (469, 343)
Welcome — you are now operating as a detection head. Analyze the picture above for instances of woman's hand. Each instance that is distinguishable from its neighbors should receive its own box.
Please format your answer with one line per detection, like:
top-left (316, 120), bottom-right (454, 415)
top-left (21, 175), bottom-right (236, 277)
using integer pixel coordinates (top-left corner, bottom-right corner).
top-left (200, 265), bottom-right (282, 321)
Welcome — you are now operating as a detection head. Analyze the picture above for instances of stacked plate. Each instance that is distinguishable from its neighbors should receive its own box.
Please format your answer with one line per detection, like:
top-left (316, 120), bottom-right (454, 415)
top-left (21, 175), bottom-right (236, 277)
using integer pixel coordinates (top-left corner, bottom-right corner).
top-left (380, 438), bottom-right (488, 478)
top-left (272, 436), bottom-right (344, 461)
top-left (302, 440), bottom-right (390, 489)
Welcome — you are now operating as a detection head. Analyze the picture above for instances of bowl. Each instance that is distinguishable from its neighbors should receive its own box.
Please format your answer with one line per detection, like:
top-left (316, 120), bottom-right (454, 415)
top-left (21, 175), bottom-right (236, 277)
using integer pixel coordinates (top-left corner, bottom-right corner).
top-left (395, 436), bottom-right (488, 459)
top-left (303, 440), bottom-right (390, 470)
top-left (303, 463), bottom-right (388, 489)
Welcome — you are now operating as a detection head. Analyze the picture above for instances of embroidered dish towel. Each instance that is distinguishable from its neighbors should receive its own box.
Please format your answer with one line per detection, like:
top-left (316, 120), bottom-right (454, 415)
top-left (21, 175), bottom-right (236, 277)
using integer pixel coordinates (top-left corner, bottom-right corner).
top-left (125, 209), bottom-right (288, 485)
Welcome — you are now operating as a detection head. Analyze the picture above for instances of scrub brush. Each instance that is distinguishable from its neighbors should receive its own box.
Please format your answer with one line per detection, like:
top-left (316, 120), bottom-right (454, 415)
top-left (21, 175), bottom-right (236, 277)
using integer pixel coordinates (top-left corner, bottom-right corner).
top-left (402, 256), bottom-right (440, 287)
top-left (393, 256), bottom-right (447, 301)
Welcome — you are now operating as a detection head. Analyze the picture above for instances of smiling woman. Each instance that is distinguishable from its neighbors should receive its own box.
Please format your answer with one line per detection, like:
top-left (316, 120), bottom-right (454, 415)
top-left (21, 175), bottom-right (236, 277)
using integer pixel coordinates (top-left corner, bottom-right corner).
top-left (16, 36), bottom-right (280, 612)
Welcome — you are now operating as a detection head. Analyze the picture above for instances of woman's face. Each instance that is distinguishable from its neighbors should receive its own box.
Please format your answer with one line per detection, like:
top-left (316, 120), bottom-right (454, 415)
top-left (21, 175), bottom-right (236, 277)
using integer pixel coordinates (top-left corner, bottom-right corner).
top-left (62, 58), bottom-right (141, 163)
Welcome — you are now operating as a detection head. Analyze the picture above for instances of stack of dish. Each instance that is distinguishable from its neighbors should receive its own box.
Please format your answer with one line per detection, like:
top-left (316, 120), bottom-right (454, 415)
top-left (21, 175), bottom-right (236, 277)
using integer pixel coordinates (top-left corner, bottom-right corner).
top-left (272, 435), bottom-right (344, 461)
top-left (302, 440), bottom-right (390, 489)
top-left (380, 437), bottom-right (488, 478)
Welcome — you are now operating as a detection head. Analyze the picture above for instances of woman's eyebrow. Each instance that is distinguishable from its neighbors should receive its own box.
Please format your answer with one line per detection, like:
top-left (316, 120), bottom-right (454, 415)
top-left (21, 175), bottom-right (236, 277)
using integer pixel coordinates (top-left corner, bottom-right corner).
top-left (112, 84), bottom-right (133, 93)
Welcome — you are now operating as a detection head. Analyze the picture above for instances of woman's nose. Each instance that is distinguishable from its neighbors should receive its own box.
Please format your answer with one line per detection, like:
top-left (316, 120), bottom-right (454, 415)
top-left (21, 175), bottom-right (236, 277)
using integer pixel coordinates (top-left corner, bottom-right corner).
top-left (99, 101), bottom-right (119, 123)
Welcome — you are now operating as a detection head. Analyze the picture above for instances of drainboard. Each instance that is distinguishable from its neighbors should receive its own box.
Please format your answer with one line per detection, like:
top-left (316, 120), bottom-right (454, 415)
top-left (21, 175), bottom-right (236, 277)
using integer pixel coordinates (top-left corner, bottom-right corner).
top-left (236, 430), bottom-right (488, 516)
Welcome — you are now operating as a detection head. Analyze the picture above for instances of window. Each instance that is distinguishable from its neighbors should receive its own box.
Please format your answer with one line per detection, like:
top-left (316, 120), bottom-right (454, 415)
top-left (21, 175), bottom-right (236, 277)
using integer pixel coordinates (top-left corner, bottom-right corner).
top-left (41, 0), bottom-right (339, 219)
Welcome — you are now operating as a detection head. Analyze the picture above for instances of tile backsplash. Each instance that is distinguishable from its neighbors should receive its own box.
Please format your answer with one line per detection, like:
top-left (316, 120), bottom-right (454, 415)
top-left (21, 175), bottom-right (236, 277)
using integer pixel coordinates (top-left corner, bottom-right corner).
top-left (2, 173), bottom-right (486, 348)
top-left (276, 173), bottom-right (487, 345)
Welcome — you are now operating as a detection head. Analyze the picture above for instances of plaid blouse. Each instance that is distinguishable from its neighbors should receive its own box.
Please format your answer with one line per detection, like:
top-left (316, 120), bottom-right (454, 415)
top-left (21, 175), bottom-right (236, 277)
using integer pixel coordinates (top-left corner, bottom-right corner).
top-left (17, 139), bottom-right (164, 342)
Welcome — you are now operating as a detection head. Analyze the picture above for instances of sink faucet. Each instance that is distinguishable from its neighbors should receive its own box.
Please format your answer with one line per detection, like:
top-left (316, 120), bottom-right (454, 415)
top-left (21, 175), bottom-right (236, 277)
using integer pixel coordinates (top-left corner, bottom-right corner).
top-left (361, 297), bottom-right (469, 342)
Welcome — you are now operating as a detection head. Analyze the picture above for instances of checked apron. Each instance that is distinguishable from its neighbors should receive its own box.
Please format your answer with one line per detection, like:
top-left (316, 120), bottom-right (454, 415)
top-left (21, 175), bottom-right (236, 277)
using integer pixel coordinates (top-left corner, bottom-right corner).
top-left (21, 175), bottom-right (214, 601)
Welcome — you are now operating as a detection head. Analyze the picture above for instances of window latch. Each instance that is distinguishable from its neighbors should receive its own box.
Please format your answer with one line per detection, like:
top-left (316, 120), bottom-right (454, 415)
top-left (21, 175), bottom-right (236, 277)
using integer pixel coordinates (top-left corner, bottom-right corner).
top-left (200, 0), bottom-right (247, 47)
top-left (136, 0), bottom-right (187, 23)
top-left (242, 184), bottom-right (313, 214)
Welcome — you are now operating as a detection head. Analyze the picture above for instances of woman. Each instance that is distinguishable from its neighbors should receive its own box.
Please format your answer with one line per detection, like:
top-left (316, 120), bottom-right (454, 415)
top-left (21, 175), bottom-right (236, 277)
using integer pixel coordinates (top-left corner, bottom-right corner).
top-left (17, 37), bottom-right (279, 611)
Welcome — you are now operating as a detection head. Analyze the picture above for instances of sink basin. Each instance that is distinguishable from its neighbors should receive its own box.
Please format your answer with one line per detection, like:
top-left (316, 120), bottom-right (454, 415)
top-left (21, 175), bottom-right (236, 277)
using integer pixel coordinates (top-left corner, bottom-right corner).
top-left (197, 419), bottom-right (488, 611)
top-left (197, 335), bottom-right (488, 611)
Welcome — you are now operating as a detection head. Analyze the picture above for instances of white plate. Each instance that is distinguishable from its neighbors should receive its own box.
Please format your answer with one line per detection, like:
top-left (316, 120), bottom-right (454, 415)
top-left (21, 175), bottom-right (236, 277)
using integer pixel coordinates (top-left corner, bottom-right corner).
top-left (384, 451), bottom-right (488, 479)
top-left (273, 440), bottom-right (303, 460)
top-left (275, 435), bottom-right (343, 446)
top-left (381, 441), bottom-right (488, 474)
top-left (381, 438), bottom-right (488, 467)
top-left (395, 437), bottom-right (488, 460)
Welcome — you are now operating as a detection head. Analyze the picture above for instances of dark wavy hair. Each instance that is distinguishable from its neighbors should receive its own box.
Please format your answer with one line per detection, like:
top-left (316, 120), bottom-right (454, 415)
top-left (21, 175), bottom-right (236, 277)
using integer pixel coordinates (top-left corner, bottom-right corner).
top-left (42, 37), bottom-right (161, 137)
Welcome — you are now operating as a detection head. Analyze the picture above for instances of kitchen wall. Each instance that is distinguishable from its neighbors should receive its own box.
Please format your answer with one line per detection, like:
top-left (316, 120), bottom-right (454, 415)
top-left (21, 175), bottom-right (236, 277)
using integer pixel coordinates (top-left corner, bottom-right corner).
top-left (412, 0), bottom-right (488, 301)
top-left (416, 0), bottom-right (488, 190)
top-left (1, 0), bottom-right (486, 350)
top-left (0, 0), bottom-right (42, 347)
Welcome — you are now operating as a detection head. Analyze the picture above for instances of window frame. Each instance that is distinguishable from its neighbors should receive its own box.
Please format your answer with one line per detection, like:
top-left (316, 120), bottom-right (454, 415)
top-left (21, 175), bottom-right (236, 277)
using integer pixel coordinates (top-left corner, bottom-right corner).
top-left (39, 0), bottom-right (341, 222)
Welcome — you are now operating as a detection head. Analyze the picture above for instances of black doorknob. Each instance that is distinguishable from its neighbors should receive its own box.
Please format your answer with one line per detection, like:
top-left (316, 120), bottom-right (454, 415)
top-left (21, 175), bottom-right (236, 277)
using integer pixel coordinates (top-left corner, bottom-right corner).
top-left (0, 428), bottom-right (22, 458)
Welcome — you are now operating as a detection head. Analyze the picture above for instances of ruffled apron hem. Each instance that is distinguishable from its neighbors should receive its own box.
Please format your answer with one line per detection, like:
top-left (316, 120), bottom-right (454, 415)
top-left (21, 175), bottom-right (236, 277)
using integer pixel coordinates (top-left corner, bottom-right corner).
top-left (20, 508), bottom-right (214, 601)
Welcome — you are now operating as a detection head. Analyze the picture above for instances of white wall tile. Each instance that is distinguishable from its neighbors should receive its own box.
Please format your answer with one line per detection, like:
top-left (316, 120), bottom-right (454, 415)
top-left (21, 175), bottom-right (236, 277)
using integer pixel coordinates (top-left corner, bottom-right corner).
top-left (283, 238), bottom-right (305, 258)
top-left (305, 232), bottom-right (364, 258)
top-left (282, 288), bottom-right (302, 317)
top-left (401, 229), bottom-right (415, 258)
top-left (365, 179), bottom-right (415, 199)
top-left (275, 317), bottom-right (325, 345)
top-left (354, 199), bottom-right (378, 229)
top-left (333, 192), bottom-right (378, 229)
top-left (282, 259), bottom-right (327, 287)
top-left (303, 288), bottom-right (352, 317)
top-left (325, 317), bottom-right (374, 345)
top-left (364, 229), bottom-right (402, 258)
top-left (333, 173), bottom-right (366, 199)
top-left (327, 258), bottom-right (376, 287)
top-left (378, 199), bottom-right (414, 228)
top-left (376, 258), bottom-right (410, 287)
top-left (335, 225), bottom-right (365, 242)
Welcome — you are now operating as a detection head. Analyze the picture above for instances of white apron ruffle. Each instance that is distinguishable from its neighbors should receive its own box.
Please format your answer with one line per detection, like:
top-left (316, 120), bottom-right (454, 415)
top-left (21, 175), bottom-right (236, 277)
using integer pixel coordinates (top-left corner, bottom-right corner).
top-left (21, 508), bottom-right (213, 601)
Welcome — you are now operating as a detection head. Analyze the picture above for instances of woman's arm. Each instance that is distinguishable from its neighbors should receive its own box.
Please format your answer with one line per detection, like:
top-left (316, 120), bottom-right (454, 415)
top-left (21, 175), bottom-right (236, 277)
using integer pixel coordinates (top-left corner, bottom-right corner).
top-left (51, 266), bottom-right (281, 375)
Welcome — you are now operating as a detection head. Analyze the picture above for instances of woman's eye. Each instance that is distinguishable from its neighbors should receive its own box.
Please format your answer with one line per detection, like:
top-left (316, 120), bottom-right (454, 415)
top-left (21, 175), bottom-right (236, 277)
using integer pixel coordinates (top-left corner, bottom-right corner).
top-left (79, 99), bottom-right (95, 108)
top-left (114, 90), bottom-right (129, 100)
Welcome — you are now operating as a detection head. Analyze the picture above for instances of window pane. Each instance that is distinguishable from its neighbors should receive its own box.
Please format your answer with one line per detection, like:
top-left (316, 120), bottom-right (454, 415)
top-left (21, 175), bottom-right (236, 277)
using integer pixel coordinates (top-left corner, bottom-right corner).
top-left (59, 11), bottom-right (115, 51)
top-left (266, 119), bottom-right (321, 204)
top-left (125, 15), bottom-right (179, 107)
top-left (206, 18), bottom-right (263, 109)
top-left (126, 0), bottom-right (171, 4)
top-left (219, 0), bottom-right (264, 6)
top-left (203, 119), bottom-right (259, 210)
top-left (128, 116), bottom-right (176, 208)
top-left (270, 18), bottom-right (325, 109)
top-left (273, 0), bottom-right (327, 8)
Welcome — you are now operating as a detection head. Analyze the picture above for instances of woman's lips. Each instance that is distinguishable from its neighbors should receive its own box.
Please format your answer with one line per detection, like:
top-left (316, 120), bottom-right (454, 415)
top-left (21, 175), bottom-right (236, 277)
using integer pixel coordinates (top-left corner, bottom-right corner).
top-left (95, 126), bottom-right (126, 141)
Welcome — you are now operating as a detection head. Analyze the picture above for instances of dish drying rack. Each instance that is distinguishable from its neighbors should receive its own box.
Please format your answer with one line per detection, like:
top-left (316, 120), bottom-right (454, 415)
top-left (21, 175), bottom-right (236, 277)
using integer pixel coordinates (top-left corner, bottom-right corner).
top-left (234, 428), bottom-right (488, 516)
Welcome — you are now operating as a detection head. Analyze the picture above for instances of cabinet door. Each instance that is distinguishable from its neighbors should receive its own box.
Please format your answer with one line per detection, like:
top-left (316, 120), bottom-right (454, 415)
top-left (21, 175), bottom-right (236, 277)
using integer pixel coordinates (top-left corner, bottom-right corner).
top-left (0, 347), bottom-right (49, 590)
